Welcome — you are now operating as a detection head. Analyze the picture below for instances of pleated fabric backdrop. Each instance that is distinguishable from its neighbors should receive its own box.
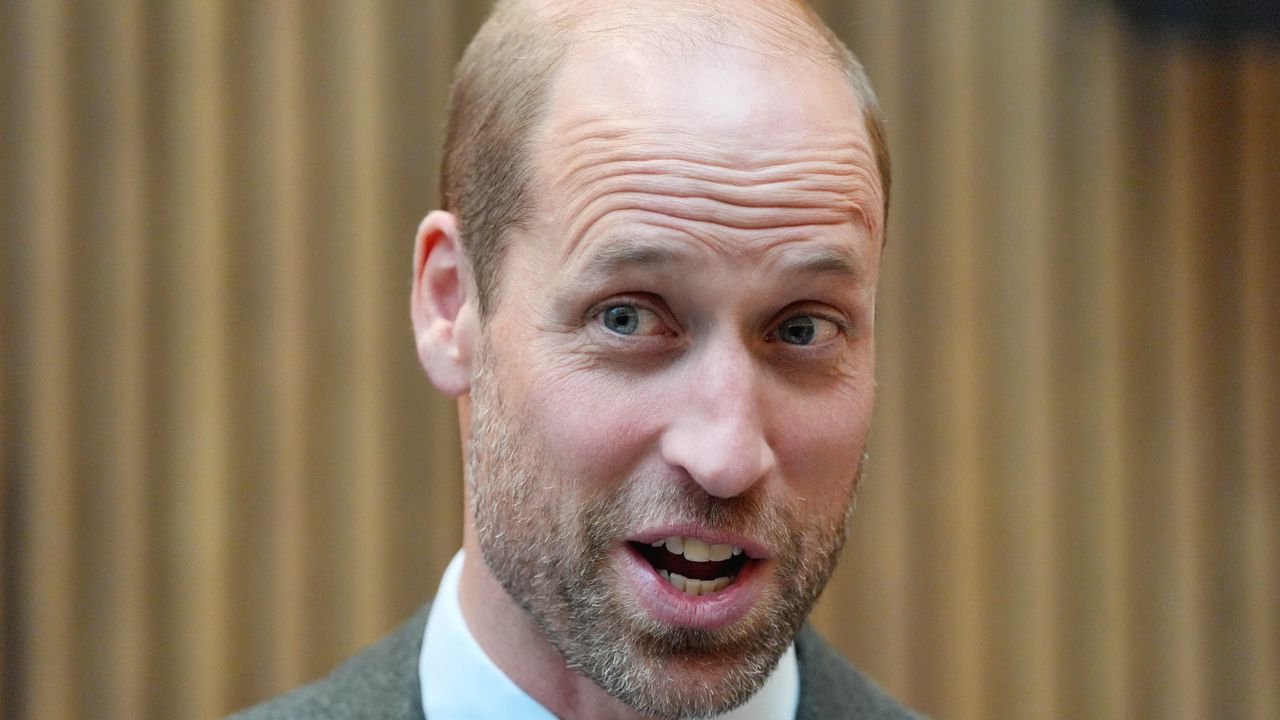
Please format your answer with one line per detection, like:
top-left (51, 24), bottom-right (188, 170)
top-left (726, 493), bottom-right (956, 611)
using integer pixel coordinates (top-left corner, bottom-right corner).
top-left (1, 1), bottom-right (1276, 719)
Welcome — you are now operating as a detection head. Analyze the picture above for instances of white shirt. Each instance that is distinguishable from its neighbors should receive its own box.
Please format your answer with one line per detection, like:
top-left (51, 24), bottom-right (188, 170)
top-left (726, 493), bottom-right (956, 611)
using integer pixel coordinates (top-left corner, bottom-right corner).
top-left (420, 550), bottom-right (799, 719)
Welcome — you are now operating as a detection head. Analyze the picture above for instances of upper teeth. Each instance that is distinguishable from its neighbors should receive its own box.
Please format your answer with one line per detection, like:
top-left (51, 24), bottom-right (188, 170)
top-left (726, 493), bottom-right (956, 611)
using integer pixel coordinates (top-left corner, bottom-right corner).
top-left (649, 536), bottom-right (743, 562)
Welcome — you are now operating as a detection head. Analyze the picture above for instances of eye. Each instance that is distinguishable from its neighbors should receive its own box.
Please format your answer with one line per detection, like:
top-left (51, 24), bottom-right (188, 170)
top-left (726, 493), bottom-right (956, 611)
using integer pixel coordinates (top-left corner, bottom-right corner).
top-left (772, 314), bottom-right (843, 346)
top-left (597, 303), bottom-right (666, 336)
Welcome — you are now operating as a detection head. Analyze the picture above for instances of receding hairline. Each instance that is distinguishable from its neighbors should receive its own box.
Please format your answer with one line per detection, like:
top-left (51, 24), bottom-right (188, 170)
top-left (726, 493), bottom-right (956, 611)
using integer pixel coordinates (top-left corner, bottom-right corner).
top-left (527, 0), bottom-right (869, 87)
top-left (533, 0), bottom-right (890, 232)
top-left (439, 0), bottom-right (889, 317)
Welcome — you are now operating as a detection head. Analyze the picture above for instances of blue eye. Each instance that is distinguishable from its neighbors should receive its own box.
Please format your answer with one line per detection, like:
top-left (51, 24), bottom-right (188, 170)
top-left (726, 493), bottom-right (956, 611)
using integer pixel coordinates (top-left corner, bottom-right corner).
top-left (602, 304), bottom-right (642, 335)
top-left (777, 316), bottom-right (817, 345)
top-left (593, 301), bottom-right (670, 338)
top-left (774, 314), bottom-right (843, 346)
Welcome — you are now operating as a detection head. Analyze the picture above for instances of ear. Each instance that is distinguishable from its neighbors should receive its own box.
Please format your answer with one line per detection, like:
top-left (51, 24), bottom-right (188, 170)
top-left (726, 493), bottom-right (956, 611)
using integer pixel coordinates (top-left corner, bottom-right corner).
top-left (411, 211), bottom-right (479, 396)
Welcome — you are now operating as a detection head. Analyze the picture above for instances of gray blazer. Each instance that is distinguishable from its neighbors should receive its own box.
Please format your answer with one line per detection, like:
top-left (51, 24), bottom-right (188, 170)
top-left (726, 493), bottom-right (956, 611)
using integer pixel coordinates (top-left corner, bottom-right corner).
top-left (230, 605), bottom-right (925, 719)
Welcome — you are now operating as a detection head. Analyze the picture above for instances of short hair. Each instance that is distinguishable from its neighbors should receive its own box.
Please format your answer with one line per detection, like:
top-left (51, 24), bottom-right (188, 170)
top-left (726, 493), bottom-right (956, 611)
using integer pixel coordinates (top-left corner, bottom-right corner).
top-left (440, 0), bottom-right (890, 318)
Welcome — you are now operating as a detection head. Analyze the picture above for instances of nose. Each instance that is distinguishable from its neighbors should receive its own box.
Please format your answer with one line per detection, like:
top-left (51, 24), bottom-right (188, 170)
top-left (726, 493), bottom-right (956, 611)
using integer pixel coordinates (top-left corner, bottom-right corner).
top-left (659, 339), bottom-right (776, 499)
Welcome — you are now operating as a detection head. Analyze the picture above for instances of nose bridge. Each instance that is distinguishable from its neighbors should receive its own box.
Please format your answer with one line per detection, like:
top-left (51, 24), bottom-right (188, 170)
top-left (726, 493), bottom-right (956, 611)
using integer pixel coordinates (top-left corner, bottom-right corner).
top-left (660, 333), bottom-right (776, 498)
top-left (699, 339), bottom-right (757, 427)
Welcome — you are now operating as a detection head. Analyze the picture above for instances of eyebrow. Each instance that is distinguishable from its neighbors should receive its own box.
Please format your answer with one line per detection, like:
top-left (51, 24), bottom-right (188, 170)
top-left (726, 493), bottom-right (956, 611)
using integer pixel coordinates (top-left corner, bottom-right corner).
top-left (576, 240), bottom-right (690, 277)
top-left (574, 238), bottom-right (867, 285)
top-left (776, 245), bottom-right (866, 284)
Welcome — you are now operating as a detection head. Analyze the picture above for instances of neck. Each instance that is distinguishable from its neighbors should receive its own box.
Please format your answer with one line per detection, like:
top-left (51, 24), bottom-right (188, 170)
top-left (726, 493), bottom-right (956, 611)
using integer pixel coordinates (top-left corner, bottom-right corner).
top-left (457, 529), bottom-right (660, 720)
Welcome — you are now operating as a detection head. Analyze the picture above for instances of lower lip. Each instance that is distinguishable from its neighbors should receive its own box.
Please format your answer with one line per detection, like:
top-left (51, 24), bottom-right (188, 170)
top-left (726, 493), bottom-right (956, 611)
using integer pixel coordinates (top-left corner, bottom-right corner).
top-left (618, 544), bottom-right (766, 630)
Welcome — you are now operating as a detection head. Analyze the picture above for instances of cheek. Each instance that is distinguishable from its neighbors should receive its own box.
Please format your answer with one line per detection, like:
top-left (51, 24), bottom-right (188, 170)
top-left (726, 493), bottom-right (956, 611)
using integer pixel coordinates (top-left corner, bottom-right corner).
top-left (768, 376), bottom-right (875, 502)
top-left (519, 365), bottom-right (665, 492)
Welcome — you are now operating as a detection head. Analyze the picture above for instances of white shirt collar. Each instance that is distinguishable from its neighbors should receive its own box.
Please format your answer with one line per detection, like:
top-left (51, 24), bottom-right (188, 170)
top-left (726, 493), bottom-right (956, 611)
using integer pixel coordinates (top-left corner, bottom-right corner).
top-left (420, 550), bottom-right (799, 719)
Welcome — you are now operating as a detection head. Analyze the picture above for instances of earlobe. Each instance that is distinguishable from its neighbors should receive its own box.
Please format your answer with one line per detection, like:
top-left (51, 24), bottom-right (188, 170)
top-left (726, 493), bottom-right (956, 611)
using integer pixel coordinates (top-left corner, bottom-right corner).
top-left (411, 210), bottom-right (477, 396)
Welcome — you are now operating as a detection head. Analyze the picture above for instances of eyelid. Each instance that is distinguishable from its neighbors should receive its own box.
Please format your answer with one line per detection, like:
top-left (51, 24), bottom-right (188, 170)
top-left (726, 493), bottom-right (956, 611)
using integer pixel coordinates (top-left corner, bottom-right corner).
top-left (585, 293), bottom-right (659, 322)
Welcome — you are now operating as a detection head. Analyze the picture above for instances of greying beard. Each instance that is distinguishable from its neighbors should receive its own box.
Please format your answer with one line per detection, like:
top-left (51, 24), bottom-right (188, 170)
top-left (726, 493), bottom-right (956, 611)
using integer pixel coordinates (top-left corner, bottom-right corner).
top-left (466, 348), bottom-right (864, 719)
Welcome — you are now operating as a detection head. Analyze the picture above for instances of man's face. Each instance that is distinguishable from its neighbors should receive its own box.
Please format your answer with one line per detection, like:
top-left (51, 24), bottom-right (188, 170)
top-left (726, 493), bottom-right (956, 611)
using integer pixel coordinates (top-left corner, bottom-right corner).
top-left (467, 42), bottom-right (884, 719)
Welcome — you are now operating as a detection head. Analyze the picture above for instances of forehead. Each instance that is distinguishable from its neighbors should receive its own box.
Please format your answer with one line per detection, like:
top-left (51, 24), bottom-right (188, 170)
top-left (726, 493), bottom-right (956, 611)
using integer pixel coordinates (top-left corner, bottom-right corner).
top-left (544, 39), bottom-right (868, 168)
top-left (526, 40), bottom-right (885, 267)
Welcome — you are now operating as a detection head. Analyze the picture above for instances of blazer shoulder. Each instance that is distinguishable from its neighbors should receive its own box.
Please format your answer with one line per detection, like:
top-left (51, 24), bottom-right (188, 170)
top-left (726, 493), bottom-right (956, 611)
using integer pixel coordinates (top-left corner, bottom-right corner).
top-left (226, 604), bottom-right (431, 720)
top-left (794, 625), bottom-right (929, 720)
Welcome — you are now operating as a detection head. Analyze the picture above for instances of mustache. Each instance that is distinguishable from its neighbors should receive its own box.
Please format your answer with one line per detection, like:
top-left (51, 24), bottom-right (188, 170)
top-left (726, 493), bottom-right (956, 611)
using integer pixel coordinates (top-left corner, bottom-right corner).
top-left (580, 476), bottom-right (787, 549)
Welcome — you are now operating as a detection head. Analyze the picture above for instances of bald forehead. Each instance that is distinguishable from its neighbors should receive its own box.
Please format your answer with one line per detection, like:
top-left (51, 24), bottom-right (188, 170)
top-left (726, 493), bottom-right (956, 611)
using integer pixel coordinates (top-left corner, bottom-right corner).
top-left (528, 0), bottom-right (845, 68)
top-left (519, 0), bottom-right (883, 245)
top-left (530, 22), bottom-right (883, 250)
top-left (528, 0), bottom-right (816, 25)
top-left (547, 42), bottom-right (861, 149)
top-left (527, 0), bottom-right (865, 151)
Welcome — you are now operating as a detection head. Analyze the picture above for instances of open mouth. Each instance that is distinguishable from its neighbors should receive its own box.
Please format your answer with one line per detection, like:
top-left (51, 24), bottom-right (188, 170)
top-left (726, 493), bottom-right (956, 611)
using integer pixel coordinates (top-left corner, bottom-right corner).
top-left (629, 536), bottom-right (752, 597)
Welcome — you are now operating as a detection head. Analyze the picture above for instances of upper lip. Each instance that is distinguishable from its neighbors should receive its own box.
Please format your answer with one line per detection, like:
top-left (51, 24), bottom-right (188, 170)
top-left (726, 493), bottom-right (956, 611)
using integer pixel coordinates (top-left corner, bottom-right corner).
top-left (627, 525), bottom-right (770, 560)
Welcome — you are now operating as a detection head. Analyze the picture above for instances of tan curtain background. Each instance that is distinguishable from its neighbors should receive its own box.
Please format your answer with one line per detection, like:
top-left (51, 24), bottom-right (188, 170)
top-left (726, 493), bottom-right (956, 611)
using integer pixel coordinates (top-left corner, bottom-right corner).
top-left (1, 1), bottom-right (1276, 718)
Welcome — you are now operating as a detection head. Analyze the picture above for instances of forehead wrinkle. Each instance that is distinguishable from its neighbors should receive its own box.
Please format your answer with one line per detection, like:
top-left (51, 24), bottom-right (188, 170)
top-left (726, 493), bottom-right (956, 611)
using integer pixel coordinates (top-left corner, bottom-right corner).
top-left (555, 168), bottom-right (867, 248)
top-left (549, 113), bottom-right (869, 173)
top-left (560, 194), bottom-right (857, 263)
top-left (556, 146), bottom-right (868, 210)
top-left (566, 224), bottom-right (866, 287)
top-left (541, 117), bottom-right (885, 257)
top-left (551, 167), bottom-right (879, 259)
top-left (553, 151), bottom-right (871, 220)
top-left (550, 136), bottom-right (868, 188)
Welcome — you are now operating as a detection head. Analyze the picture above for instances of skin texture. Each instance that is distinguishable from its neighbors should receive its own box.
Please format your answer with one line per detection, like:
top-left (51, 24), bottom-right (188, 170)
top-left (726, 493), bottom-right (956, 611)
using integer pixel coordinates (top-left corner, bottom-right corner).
top-left (411, 6), bottom-right (885, 720)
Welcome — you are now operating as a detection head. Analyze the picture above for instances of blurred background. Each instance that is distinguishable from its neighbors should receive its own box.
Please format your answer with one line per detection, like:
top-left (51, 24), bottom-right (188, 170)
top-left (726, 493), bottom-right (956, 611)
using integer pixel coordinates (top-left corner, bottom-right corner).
top-left (1, 0), bottom-right (1276, 718)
